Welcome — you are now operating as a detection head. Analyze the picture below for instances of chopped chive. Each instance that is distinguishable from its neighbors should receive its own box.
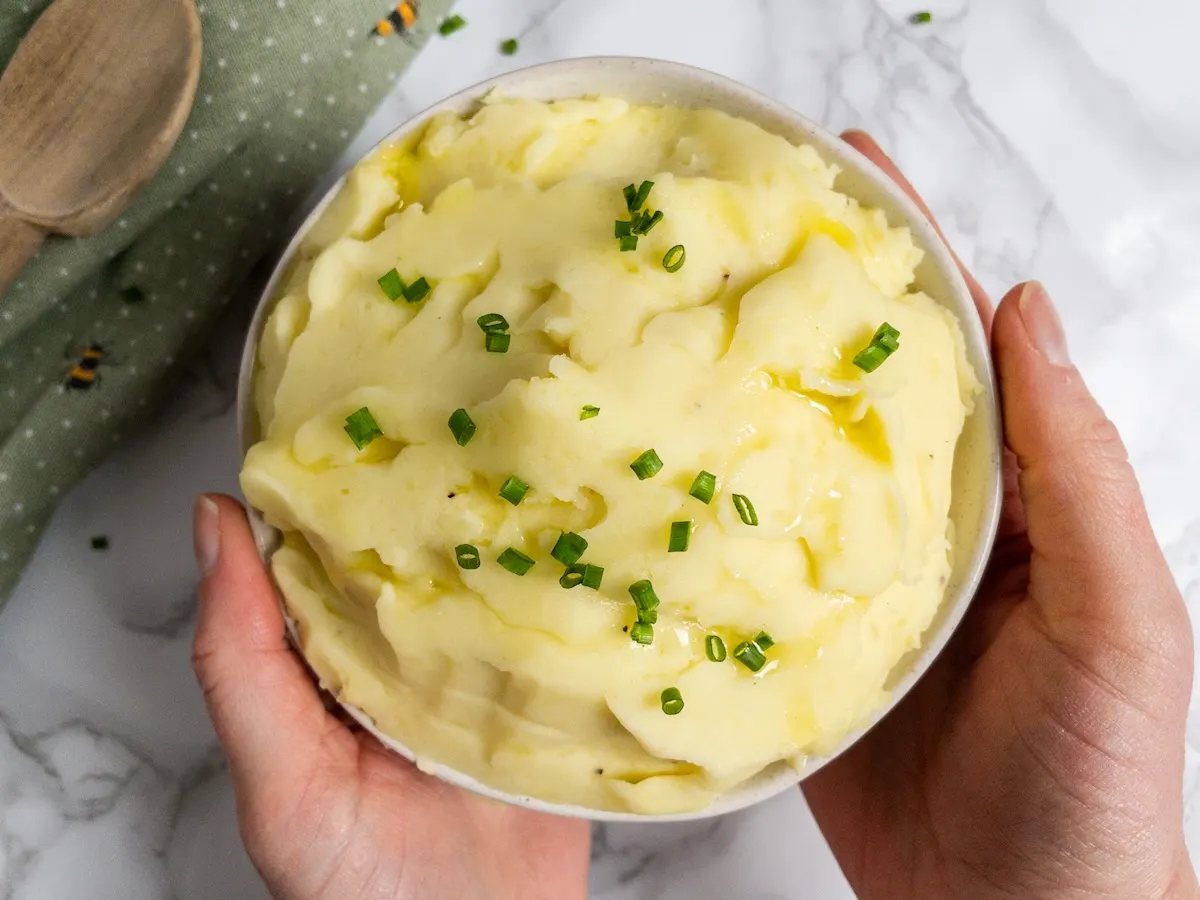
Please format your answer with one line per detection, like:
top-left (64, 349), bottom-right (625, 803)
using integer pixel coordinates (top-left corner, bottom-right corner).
top-left (485, 331), bottom-right (511, 353)
top-left (344, 407), bottom-right (383, 449)
top-left (633, 209), bottom-right (663, 235)
top-left (668, 520), bottom-right (691, 553)
top-left (403, 277), bottom-right (430, 303)
top-left (630, 622), bottom-right (654, 645)
top-left (629, 580), bottom-right (660, 613)
top-left (551, 531), bottom-right (588, 566)
top-left (632, 180), bottom-right (654, 212)
top-left (614, 219), bottom-right (633, 238)
top-left (378, 268), bottom-right (405, 301)
top-left (120, 286), bottom-right (145, 304)
top-left (498, 475), bottom-right (529, 506)
top-left (909, 11), bottom-right (932, 24)
top-left (660, 687), bottom-right (684, 715)
top-left (853, 322), bottom-right (901, 372)
top-left (705, 634), bottom-right (727, 662)
top-left (448, 408), bottom-right (476, 446)
top-left (630, 449), bottom-right (663, 480)
top-left (637, 606), bottom-right (658, 625)
top-left (438, 14), bottom-right (467, 36)
top-left (90, 535), bottom-right (109, 551)
top-left (560, 563), bottom-right (604, 590)
top-left (455, 544), bottom-right (481, 569)
top-left (732, 494), bottom-right (758, 526)
top-left (754, 631), bottom-right (775, 651)
top-left (477, 312), bottom-right (510, 333)
top-left (733, 640), bottom-right (767, 672)
top-left (662, 244), bottom-right (686, 272)
top-left (619, 234), bottom-right (639, 252)
top-left (622, 183), bottom-right (638, 213)
top-left (580, 405), bottom-right (600, 420)
top-left (689, 470), bottom-right (716, 504)
top-left (500, 37), bottom-right (519, 55)
top-left (497, 547), bottom-right (535, 575)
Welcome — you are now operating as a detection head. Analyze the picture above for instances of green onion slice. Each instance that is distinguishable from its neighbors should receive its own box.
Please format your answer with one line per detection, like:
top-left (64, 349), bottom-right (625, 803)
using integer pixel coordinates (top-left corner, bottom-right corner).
top-left (403, 277), bottom-right (430, 303)
top-left (909, 11), bottom-right (932, 24)
top-left (551, 531), bottom-right (588, 566)
top-left (668, 520), bottom-right (691, 553)
top-left (637, 606), bottom-right (658, 625)
top-left (630, 622), bottom-right (654, 645)
top-left (580, 405), bottom-right (600, 420)
top-left (498, 475), bottom-right (529, 506)
top-left (853, 322), bottom-right (901, 372)
top-left (614, 219), bottom-right (633, 238)
top-left (485, 331), bottom-right (511, 353)
top-left (438, 14), bottom-right (467, 35)
top-left (689, 470), bottom-right (717, 504)
top-left (560, 563), bottom-right (604, 590)
top-left (732, 493), bottom-right (758, 526)
top-left (632, 209), bottom-right (663, 236)
top-left (630, 449), bottom-right (663, 480)
top-left (754, 631), bottom-right (775, 651)
top-left (660, 687), bottom-right (684, 715)
top-left (632, 180), bottom-right (654, 212)
top-left (500, 37), bottom-right (519, 55)
top-left (705, 634), bottom-right (727, 662)
top-left (628, 579), bottom-right (660, 613)
top-left (619, 234), bottom-right (639, 252)
top-left (497, 547), bottom-right (534, 575)
top-left (662, 244), bottom-right (686, 272)
top-left (622, 183), bottom-right (638, 213)
top-left (455, 544), bottom-right (481, 569)
top-left (733, 640), bottom-right (767, 672)
top-left (477, 313), bottom-right (510, 333)
top-left (378, 268), bottom-right (405, 301)
top-left (344, 407), bottom-right (383, 449)
top-left (448, 408), bottom-right (476, 446)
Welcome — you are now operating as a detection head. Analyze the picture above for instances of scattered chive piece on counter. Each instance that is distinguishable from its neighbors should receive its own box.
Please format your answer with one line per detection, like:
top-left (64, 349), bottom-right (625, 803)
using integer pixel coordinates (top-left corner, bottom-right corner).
top-left (498, 475), bottom-right (530, 505)
top-left (344, 407), bottom-right (383, 449)
top-left (580, 405), bottom-right (600, 420)
top-left (754, 631), bottom-right (775, 651)
top-left (688, 470), bottom-right (716, 504)
top-left (90, 535), bottom-right (109, 551)
top-left (497, 547), bottom-right (535, 575)
top-left (909, 11), bottom-right (932, 24)
top-left (551, 531), bottom-right (588, 566)
top-left (618, 234), bottom-right (639, 252)
top-left (662, 244), bottom-right (686, 272)
top-left (668, 520), bottom-right (691, 553)
top-left (477, 313), bottom-right (510, 333)
top-left (455, 544), bottom-right (481, 569)
top-left (630, 449), bottom-right (664, 480)
top-left (500, 37), bottom-right (519, 55)
top-left (733, 640), bottom-right (767, 672)
top-left (660, 687), bottom-right (684, 715)
top-left (485, 331), bottom-right (511, 353)
top-left (853, 322), bottom-right (901, 372)
top-left (378, 268), bottom-right (405, 301)
top-left (120, 286), bottom-right (145, 304)
top-left (403, 277), bottom-right (430, 303)
top-left (448, 408), bottom-right (476, 446)
top-left (438, 14), bottom-right (466, 36)
top-left (705, 634), bottom-right (727, 662)
top-left (630, 622), bottom-right (654, 645)
top-left (732, 493), bottom-right (759, 526)
top-left (560, 563), bottom-right (604, 590)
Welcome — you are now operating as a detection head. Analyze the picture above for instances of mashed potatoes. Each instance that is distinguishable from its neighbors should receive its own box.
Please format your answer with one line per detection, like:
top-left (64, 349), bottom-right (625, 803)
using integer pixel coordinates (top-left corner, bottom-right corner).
top-left (241, 96), bottom-right (980, 814)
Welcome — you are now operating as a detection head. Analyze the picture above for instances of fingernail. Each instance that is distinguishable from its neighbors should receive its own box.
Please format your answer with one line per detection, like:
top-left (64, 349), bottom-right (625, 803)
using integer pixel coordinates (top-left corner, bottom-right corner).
top-left (1018, 281), bottom-right (1070, 368)
top-left (194, 495), bottom-right (220, 577)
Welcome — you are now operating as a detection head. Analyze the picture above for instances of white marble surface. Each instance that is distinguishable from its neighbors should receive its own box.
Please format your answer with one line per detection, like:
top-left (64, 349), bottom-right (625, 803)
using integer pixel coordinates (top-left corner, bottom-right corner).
top-left (3, 0), bottom-right (1199, 897)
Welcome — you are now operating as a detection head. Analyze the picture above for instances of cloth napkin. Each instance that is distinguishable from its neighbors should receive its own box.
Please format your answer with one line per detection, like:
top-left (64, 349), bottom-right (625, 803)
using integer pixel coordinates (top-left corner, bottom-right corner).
top-left (0, 0), bottom-right (453, 606)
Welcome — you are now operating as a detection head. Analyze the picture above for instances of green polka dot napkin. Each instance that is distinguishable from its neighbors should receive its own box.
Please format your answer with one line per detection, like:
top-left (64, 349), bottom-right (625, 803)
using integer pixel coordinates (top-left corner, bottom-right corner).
top-left (0, 0), bottom-right (453, 606)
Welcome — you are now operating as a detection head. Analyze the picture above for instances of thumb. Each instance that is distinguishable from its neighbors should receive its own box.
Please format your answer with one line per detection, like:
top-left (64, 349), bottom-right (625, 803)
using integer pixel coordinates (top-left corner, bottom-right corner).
top-left (191, 494), bottom-right (338, 797)
top-left (992, 282), bottom-right (1182, 639)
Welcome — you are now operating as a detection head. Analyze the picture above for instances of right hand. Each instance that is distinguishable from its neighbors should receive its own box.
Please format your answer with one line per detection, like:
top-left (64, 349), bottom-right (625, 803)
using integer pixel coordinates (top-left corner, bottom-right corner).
top-left (803, 132), bottom-right (1199, 899)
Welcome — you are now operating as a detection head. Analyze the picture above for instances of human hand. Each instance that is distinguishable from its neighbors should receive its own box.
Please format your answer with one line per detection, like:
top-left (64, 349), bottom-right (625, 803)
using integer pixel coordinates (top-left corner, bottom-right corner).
top-left (802, 131), bottom-right (1198, 899)
top-left (191, 494), bottom-right (590, 900)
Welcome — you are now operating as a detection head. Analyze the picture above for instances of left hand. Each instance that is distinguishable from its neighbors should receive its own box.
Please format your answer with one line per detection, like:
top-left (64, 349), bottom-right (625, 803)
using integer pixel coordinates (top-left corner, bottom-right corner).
top-left (192, 493), bottom-right (590, 900)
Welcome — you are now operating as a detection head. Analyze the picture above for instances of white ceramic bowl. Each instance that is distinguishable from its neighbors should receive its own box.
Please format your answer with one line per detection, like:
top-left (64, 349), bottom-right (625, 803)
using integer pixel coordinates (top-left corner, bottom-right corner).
top-left (237, 57), bottom-right (1004, 822)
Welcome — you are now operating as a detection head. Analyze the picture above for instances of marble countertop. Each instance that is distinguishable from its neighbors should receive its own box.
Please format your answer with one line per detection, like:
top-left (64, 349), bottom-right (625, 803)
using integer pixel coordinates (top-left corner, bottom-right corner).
top-left (3, 1), bottom-right (1199, 897)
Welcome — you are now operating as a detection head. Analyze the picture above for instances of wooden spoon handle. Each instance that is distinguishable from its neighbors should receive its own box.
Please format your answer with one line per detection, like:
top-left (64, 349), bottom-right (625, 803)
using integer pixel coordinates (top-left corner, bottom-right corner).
top-left (0, 213), bottom-right (45, 298)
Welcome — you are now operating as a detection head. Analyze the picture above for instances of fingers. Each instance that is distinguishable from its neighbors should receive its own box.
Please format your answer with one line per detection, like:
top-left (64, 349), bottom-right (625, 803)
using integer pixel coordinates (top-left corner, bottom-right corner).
top-left (840, 129), bottom-right (993, 330)
top-left (192, 494), bottom-right (336, 794)
top-left (991, 283), bottom-right (1180, 632)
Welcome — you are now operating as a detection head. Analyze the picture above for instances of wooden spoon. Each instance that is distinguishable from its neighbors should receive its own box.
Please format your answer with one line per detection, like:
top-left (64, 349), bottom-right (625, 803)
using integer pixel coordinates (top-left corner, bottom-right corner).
top-left (0, 0), bottom-right (202, 296)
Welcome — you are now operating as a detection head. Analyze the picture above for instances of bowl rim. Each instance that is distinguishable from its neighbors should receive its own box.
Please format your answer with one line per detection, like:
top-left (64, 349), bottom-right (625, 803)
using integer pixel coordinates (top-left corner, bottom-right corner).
top-left (236, 55), bottom-right (1004, 823)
